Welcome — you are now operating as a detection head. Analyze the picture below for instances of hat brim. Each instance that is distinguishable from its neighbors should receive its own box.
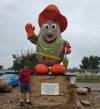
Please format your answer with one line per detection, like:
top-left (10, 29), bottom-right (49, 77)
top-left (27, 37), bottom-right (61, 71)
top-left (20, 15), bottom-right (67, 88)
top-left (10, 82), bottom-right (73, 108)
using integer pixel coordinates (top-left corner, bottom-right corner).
top-left (38, 13), bottom-right (68, 33)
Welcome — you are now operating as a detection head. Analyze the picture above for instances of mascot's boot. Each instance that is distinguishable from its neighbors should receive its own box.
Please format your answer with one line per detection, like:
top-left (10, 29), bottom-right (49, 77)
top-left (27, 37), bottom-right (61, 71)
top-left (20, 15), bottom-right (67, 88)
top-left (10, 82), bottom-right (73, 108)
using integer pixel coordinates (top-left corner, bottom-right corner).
top-left (34, 64), bottom-right (66, 75)
top-left (50, 64), bottom-right (66, 74)
top-left (34, 64), bottom-right (49, 74)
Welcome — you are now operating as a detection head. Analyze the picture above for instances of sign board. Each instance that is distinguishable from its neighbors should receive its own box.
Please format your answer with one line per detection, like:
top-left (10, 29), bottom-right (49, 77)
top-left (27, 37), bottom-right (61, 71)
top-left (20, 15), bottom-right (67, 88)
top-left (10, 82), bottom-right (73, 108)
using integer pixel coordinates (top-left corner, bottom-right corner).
top-left (70, 76), bottom-right (76, 85)
top-left (41, 83), bottom-right (59, 95)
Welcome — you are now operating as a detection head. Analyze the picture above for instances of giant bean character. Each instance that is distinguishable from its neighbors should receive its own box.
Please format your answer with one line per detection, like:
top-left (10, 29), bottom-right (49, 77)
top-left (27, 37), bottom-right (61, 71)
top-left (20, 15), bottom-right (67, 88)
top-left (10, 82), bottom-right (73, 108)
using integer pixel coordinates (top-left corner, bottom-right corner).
top-left (25, 4), bottom-right (71, 74)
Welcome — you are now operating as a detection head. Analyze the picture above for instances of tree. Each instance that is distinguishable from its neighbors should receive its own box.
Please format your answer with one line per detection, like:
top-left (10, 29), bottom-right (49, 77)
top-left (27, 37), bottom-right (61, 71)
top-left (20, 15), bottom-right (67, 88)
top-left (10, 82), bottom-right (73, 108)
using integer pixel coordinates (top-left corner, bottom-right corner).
top-left (89, 56), bottom-right (100, 69)
top-left (12, 50), bottom-right (37, 71)
top-left (80, 56), bottom-right (89, 69)
top-left (80, 55), bottom-right (100, 69)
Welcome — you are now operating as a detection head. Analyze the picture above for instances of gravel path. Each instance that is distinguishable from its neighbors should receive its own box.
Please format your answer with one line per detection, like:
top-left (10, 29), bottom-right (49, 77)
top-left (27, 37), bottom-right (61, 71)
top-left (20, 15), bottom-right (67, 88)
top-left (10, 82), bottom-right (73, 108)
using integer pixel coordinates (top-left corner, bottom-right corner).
top-left (0, 87), bottom-right (100, 109)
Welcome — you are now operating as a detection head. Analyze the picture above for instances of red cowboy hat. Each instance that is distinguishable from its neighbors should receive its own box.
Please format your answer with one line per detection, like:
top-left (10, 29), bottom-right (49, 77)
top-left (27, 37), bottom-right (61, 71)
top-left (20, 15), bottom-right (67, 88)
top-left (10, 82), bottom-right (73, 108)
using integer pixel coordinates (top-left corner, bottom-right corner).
top-left (38, 4), bottom-right (68, 33)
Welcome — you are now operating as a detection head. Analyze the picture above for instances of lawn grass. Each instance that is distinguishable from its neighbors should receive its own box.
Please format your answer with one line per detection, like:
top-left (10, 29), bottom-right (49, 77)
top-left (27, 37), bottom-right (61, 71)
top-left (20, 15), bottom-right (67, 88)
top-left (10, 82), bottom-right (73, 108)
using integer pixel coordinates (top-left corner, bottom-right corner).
top-left (76, 75), bottom-right (100, 82)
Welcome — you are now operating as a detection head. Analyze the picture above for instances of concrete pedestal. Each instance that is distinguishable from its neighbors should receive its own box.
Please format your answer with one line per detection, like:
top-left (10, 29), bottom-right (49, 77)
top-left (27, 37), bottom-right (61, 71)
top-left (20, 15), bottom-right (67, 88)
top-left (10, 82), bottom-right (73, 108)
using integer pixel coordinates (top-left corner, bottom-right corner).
top-left (30, 75), bottom-right (77, 109)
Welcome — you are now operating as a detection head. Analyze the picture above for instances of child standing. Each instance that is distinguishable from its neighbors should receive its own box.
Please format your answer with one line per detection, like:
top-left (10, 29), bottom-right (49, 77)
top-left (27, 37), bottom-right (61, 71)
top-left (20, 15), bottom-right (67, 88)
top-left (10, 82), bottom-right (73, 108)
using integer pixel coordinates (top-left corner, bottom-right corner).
top-left (19, 66), bottom-right (32, 106)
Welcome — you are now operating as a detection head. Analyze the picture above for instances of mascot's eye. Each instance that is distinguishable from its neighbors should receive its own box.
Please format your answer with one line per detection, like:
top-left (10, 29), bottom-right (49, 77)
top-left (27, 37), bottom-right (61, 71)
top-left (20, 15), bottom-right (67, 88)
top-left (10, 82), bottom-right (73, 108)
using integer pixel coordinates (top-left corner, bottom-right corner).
top-left (44, 24), bottom-right (49, 30)
top-left (51, 24), bottom-right (56, 29)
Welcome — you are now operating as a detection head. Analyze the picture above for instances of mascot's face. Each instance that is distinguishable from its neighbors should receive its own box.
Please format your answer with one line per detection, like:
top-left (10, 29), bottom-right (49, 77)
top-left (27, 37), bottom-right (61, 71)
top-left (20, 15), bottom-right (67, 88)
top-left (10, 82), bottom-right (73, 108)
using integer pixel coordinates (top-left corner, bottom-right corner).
top-left (39, 20), bottom-right (61, 43)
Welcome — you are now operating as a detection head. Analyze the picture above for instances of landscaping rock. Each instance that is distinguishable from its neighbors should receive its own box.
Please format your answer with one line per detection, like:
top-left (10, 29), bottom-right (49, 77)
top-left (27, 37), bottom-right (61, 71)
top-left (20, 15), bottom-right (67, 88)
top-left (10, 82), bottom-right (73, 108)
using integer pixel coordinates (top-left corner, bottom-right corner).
top-left (0, 80), bottom-right (12, 92)
top-left (84, 87), bottom-right (91, 92)
top-left (77, 87), bottom-right (88, 95)
top-left (80, 100), bottom-right (91, 106)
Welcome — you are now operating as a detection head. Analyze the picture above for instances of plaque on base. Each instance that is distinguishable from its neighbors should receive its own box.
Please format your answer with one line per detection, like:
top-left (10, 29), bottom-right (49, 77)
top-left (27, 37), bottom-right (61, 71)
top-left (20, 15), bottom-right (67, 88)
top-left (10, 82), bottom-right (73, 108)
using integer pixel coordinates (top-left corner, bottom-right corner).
top-left (41, 83), bottom-right (59, 95)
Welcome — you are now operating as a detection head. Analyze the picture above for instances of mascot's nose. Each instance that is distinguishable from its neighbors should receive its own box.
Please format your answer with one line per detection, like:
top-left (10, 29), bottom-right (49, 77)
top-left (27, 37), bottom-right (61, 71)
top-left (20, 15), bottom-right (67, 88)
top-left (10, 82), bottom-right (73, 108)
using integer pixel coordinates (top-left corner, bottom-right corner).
top-left (46, 29), bottom-right (53, 38)
top-left (47, 32), bottom-right (53, 38)
top-left (47, 29), bottom-right (52, 33)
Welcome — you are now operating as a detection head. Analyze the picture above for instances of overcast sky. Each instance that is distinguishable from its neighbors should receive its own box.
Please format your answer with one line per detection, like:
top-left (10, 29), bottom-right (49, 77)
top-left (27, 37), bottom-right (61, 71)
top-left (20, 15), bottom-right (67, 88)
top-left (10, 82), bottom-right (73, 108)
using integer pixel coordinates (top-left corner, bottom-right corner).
top-left (0, 0), bottom-right (100, 69)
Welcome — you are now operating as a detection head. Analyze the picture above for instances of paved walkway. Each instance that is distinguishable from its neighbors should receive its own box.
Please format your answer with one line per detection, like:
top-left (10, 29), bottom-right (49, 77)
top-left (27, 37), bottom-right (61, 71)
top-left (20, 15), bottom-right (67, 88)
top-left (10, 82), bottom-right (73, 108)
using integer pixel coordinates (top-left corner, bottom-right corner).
top-left (77, 82), bottom-right (100, 91)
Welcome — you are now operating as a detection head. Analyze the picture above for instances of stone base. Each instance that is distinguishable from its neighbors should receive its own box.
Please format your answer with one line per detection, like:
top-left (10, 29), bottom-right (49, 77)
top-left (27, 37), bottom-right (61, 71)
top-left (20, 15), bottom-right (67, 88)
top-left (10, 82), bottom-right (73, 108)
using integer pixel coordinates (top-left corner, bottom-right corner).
top-left (30, 75), bottom-right (77, 109)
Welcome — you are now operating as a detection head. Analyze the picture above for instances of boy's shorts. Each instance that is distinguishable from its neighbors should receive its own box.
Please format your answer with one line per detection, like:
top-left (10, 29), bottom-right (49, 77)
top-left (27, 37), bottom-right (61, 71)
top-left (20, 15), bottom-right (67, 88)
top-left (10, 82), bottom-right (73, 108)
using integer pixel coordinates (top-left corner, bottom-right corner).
top-left (20, 83), bottom-right (30, 93)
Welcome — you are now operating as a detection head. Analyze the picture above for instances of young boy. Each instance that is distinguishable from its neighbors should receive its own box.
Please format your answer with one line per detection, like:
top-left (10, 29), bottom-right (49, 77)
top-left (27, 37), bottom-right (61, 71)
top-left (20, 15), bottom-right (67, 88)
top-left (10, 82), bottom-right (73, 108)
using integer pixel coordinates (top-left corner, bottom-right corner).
top-left (19, 66), bottom-right (32, 105)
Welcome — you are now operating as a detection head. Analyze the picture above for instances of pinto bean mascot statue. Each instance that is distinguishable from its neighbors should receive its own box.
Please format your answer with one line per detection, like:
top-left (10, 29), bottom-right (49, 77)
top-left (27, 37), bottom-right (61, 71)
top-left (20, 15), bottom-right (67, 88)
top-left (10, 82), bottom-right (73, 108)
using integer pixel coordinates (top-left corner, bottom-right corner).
top-left (25, 4), bottom-right (71, 75)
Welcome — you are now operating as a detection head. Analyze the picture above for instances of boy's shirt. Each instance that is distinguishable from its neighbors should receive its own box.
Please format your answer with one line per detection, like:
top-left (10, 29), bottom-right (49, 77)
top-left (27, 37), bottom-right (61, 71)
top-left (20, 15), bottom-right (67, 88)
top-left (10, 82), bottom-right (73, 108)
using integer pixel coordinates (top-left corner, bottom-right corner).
top-left (19, 68), bottom-right (31, 84)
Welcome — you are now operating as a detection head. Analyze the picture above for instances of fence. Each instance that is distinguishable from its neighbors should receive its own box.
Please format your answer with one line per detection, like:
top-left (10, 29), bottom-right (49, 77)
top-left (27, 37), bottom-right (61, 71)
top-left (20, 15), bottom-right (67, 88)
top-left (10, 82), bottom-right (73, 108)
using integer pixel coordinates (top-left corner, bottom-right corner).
top-left (67, 69), bottom-right (100, 82)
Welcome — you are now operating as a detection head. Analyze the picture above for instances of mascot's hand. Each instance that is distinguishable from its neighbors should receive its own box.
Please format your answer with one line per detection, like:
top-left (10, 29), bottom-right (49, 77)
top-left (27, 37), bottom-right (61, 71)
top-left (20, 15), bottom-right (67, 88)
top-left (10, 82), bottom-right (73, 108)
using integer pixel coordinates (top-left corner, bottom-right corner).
top-left (25, 23), bottom-right (35, 39)
top-left (64, 41), bottom-right (71, 54)
top-left (65, 47), bottom-right (71, 54)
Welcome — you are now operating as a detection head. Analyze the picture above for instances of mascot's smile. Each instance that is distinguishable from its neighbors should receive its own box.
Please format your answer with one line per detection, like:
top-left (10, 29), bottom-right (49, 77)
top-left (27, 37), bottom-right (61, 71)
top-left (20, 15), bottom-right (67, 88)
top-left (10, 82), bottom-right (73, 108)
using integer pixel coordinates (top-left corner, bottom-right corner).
top-left (44, 33), bottom-right (57, 43)
top-left (47, 34), bottom-right (53, 38)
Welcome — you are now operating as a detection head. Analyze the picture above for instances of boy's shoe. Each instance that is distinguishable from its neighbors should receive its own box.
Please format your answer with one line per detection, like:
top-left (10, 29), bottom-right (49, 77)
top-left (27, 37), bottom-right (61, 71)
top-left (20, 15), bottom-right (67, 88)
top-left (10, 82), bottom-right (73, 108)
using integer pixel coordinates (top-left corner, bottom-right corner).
top-left (19, 101), bottom-right (24, 106)
top-left (26, 101), bottom-right (32, 105)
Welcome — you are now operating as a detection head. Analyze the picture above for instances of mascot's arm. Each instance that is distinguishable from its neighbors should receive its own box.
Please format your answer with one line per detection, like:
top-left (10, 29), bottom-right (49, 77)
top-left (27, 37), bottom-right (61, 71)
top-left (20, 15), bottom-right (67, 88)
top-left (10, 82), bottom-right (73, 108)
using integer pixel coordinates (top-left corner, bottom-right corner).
top-left (64, 40), bottom-right (71, 54)
top-left (25, 23), bottom-right (38, 44)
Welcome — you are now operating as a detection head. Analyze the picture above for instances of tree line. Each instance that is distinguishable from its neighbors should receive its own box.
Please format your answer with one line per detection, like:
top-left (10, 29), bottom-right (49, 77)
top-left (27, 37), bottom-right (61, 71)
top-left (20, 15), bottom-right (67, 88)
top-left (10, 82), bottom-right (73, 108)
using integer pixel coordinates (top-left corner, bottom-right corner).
top-left (80, 56), bottom-right (100, 69)
top-left (1, 50), bottom-right (100, 71)
top-left (12, 52), bottom-right (100, 71)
